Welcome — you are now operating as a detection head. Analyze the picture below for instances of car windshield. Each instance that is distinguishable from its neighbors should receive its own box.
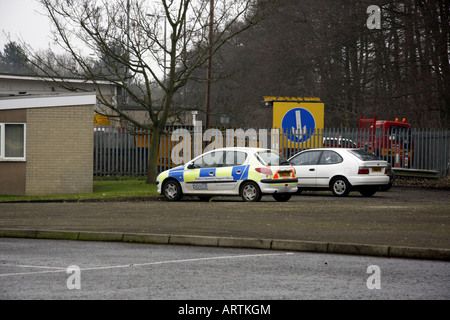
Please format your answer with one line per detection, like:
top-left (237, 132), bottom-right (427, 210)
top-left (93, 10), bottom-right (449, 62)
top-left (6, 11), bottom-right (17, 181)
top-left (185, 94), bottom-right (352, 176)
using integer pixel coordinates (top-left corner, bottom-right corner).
top-left (348, 149), bottom-right (381, 161)
top-left (256, 150), bottom-right (290, 166)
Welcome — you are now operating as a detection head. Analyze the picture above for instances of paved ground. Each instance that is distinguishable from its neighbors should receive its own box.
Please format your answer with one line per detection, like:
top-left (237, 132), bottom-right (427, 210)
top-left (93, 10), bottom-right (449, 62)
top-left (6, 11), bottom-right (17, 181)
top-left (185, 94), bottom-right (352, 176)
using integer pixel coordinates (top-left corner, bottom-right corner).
top-left (2, 238), bottom-right (450, 300)
top-left (0, 187), bottom-right (449, 260)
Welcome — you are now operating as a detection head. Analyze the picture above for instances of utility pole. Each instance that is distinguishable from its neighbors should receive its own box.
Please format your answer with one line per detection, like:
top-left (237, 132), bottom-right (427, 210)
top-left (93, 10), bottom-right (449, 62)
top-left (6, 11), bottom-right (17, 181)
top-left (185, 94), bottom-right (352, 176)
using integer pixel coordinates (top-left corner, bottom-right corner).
top-left (125, 0), bottom-right (130, 105)
top-left (205, 0), bottom-right (214, 128)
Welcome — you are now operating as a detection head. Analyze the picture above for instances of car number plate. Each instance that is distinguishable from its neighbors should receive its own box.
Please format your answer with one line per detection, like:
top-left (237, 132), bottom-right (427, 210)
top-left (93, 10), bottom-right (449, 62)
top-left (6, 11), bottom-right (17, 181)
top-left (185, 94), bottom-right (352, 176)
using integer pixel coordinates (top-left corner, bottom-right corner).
top-left (372, 168), bottom-right (382, 173)
top-left (279, 171), bottom-right (290, 177)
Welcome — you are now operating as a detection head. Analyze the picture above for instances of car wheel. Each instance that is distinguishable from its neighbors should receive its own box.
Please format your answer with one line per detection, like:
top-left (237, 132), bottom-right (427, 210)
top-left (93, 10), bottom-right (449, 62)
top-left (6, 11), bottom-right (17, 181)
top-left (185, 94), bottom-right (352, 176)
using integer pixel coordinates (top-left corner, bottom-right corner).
top-left (331, 177), bottom-right (350, 197)
top-left (359, 187), bottom-right (377, 197)
top-left (272, 193), bottom-right (292, 202)
top-left (162, 180), bottom-right (183, 201)
top-left (240, 181), bottom-right (262, 202)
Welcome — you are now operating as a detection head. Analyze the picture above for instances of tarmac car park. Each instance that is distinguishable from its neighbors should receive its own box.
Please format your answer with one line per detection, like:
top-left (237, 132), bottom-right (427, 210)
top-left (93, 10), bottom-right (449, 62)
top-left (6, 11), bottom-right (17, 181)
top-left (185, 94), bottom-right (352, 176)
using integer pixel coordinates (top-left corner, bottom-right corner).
top-left (288, 148), bottom-right (391, 197)
top-left (156, 147), bottom-right (298, 202)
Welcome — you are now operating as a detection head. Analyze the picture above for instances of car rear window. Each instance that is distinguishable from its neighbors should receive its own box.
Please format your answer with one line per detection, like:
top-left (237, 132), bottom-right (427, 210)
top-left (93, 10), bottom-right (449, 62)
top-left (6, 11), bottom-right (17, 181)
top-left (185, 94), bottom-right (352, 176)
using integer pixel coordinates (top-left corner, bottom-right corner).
top-left (348, 149), bottom-right (381, 161)
top-left (256, 150), bottom-right (290, 166)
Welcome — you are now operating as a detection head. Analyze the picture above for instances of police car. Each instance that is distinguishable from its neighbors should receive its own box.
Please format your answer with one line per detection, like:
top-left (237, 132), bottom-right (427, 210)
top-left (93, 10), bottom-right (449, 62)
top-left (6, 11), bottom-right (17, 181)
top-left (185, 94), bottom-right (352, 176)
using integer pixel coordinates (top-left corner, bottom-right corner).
top-left (156, 147), bottom-right (298, 202)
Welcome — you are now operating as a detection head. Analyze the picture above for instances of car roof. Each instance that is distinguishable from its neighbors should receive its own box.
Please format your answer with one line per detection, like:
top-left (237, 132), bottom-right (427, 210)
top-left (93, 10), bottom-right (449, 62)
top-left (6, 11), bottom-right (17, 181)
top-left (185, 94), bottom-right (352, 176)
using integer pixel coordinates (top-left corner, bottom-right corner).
top-left (288, 148), bottom-right (360, 159)
top-left (204, 147), bottom-right (274, 152)
top-left (297, 148), bottom-right (357, 151)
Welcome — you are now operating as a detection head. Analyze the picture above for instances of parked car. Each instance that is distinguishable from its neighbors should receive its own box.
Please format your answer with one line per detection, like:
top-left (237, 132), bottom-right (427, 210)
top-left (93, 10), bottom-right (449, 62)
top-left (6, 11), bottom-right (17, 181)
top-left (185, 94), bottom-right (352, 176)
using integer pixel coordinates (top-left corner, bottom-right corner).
top-left (322, 137), bottom-right (357, 148)
top-left (379, 163), bottom-right (395, 191)
top-left (156, 147), bottom-right (298, 202)
top-left (288, 148), bottom-right (390, 197)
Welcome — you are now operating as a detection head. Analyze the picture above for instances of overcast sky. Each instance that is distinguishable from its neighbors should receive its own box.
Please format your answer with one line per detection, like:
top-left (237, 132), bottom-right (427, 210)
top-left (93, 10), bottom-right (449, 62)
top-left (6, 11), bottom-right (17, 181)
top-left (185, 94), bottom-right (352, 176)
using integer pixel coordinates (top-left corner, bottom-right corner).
top-left (0, 0), bottom-right (51, 51)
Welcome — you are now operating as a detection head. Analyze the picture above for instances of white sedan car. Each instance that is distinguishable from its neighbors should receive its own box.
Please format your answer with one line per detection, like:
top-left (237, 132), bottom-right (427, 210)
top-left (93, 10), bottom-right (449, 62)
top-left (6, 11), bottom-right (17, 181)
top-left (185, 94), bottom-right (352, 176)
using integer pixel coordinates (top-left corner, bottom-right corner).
top-left (156, 147), bottom-right (298, 202)
top-left (288, 148), bottom-right (390, 197)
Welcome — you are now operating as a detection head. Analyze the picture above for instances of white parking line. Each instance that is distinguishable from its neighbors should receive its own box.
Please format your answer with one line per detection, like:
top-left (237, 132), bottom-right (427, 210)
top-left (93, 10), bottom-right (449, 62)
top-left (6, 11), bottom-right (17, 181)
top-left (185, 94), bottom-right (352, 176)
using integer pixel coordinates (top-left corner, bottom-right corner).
top-left (0, 252), bottom-right (294, 277)
top-left (2, 264), bottom-right (67, 270)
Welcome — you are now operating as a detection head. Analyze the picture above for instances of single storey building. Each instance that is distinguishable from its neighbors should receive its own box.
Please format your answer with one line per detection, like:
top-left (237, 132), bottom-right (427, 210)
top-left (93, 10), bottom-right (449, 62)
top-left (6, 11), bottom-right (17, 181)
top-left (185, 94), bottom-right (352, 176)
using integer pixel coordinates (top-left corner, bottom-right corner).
top-left (0, 93), bottom-right (96, 195)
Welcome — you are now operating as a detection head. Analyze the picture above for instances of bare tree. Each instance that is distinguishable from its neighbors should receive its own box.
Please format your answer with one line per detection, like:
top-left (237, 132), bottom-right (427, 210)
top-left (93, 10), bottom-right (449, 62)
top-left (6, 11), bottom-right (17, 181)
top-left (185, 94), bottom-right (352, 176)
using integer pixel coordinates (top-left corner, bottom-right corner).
top-left (216, 0), bottom-right (449, 128)
top-left (22, 0), bottom-right (278, 182)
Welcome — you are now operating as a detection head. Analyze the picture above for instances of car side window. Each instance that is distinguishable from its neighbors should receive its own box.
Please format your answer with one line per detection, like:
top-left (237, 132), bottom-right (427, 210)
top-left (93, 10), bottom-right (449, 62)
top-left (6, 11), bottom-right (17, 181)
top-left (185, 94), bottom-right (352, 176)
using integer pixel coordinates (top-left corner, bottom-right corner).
top-left (290, 151), bottom-right (321, 165)
top-left (192, 151), bottom-right (225, 168)
top-left (224, 151), bottom-right (247, 167)
top-left (318, 151), bottom-right (343, 165)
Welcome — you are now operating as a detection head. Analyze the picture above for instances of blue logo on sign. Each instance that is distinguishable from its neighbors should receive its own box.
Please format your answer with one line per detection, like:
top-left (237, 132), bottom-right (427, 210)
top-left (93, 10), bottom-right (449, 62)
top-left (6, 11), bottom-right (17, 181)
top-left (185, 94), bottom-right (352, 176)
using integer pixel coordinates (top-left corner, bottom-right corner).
top-left (282, 108), bottom-right (316, 143)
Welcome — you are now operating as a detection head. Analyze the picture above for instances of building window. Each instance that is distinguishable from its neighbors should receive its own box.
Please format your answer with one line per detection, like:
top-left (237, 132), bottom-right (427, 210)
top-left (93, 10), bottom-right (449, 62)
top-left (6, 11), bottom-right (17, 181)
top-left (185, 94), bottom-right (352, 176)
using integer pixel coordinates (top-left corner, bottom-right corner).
top-left (0, 123), bottom-right (26, 161)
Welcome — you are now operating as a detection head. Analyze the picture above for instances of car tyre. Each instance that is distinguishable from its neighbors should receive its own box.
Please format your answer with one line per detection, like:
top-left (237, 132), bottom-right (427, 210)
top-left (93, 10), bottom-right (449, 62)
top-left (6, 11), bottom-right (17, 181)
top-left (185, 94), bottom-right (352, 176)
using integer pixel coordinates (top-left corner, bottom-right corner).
top-left (240, 181), bottom-right (262, 202)
top-left (359, 186), bottom-right (377, 197)
top-left (331, 177), bottom-right (350, 197)
top-left (272, 193), bottom-right (292, 202)
top-left (162, 180), bottom-right (183, 201)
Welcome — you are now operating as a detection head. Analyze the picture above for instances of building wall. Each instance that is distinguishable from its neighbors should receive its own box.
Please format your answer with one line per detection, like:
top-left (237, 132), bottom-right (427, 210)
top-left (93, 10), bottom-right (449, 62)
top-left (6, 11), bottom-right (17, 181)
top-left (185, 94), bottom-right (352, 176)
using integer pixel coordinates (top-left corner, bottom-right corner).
top-left (0, 109), bottom-right (27, 195)
top-left (25, 105), bottom-right (94, 195)
top-left (0, 108), bottom-right (26, 122)
top-left (0, 162), bottom-right (26, 195)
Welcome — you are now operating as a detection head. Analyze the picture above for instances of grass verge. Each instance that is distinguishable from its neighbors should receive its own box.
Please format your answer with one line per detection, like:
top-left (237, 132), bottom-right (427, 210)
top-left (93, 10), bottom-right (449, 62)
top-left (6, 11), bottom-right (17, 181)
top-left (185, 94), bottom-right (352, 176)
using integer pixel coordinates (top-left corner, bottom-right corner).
top-left (0, 179), bottom-right (160, 202)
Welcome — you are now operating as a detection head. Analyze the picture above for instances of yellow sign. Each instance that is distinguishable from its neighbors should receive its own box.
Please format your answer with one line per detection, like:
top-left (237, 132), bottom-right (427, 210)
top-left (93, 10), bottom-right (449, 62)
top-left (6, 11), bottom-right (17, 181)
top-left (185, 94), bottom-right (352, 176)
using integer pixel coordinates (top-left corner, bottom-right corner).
top-left (94, 114), bottom-right (110, 126)
top-left (264, 96), bottom-right (321, 102)
top-left (266, 96), bottom-right (324, 148)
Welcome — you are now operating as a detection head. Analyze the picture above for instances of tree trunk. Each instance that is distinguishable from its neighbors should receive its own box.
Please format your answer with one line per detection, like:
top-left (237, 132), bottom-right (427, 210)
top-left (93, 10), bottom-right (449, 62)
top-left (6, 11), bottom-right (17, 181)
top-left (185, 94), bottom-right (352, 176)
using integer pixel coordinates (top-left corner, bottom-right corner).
top-left (146, 124), bottom-right (162, 184)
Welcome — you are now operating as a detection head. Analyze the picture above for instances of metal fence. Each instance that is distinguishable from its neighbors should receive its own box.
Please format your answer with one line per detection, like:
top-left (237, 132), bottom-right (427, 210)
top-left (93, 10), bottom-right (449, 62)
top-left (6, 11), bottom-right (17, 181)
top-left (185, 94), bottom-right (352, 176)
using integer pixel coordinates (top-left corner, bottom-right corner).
top-left (94, 126), bottom-right (450, 178)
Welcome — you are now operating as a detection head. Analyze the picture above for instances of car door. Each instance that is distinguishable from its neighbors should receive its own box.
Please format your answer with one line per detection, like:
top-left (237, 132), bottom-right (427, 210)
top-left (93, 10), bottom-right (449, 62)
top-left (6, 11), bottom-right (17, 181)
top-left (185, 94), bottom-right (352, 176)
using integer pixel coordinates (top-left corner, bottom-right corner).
top-left (184, 150), bottom-right (225, 193)
top-left (315, 150), bottom-right (344, 187)
top-left (215, 150), bottom-right (249, 193)
top-left (289, 150), bottom-right (322, 187)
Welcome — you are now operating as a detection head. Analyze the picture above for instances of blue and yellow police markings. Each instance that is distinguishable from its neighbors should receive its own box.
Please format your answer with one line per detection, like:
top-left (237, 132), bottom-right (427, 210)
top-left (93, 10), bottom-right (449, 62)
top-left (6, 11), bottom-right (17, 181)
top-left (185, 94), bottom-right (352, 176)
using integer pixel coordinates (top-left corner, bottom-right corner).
top-left (167, 166), bottom-right (185, 182)
top-left (163, 165), bottom-right (252, 192)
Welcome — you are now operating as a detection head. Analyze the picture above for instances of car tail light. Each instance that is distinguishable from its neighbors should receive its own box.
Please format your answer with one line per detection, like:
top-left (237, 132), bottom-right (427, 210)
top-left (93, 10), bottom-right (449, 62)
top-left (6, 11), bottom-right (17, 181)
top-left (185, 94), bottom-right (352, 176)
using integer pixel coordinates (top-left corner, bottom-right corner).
top-left (385, 165), bottom-right (391, 175)
top-left (255, 167), bottom-right (273, 176)
top-left (358, 167), bottom-right (370, 174)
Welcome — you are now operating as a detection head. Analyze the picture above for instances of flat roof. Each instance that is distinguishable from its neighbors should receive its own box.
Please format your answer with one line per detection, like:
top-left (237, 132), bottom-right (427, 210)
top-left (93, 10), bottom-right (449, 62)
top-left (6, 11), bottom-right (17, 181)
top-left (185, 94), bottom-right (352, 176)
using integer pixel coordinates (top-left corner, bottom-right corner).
top-left (0, 93), bottom-right (97, 110)
top-left (0, 73), bottom-right (114, 86)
